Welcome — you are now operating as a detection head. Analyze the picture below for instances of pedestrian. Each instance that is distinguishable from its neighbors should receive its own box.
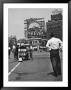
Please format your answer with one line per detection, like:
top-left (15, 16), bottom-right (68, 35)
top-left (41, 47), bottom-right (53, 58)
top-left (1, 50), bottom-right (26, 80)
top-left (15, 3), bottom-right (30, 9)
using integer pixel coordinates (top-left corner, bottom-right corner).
top-left (12, 45), bottom-right (16, 59)
top-left (13, 44), bottom-right (18, 60)
top-left (15, 44), bottom-right (18, 60)
top-left (8, 46), bottom-right (11, 59)
top-left (26, 46), bottom-right (30, 60)
top-left (30, 45), bottom-right (33, 60)
top-left (46, 33), bottom-right (62, 77)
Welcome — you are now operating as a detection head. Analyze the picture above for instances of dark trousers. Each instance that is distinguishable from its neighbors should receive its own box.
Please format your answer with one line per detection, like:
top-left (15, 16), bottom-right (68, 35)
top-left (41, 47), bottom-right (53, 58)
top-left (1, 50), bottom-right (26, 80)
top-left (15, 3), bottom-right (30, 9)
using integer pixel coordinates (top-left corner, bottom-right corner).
top-left (14, 52), bottom-right (18, 59)
top-left (29, 50), bottom-right (33, 59)
top-left (9, 50), bottom-right (11, 58)
top-left (50, 49), bottom-right (61, 75)
top-left (14, 49), bottom-right (18, 60)
top-left (30, 51), bottom-right (32, 58)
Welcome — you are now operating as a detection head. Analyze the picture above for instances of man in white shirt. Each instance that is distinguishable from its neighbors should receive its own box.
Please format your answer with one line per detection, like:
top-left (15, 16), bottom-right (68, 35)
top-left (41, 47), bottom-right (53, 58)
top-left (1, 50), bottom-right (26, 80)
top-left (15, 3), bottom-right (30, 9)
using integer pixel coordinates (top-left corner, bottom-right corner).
top-left (13, 45), bottom-right (16, 49)
top-left (12, 45), bottom-right (16, 59)
top-left (13, 44), bottom-right (18, 60)
top-left (46, 33), bottom-right (62, 77)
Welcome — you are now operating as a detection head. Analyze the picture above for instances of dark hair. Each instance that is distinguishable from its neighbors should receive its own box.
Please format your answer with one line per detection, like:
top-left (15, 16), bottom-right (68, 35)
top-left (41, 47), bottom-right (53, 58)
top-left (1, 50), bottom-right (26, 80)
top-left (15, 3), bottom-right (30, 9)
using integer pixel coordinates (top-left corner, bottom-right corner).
top-left (50, 33), bottom-right (54, 38)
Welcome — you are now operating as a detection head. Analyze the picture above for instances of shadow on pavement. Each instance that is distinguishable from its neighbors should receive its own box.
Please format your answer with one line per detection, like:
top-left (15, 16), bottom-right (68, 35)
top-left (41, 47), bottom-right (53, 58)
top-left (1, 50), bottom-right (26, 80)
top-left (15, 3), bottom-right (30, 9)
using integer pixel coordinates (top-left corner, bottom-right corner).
top-left (47, 72), bottom-right (62, 81)
top-left (48, 72), bottom-right (58, 77)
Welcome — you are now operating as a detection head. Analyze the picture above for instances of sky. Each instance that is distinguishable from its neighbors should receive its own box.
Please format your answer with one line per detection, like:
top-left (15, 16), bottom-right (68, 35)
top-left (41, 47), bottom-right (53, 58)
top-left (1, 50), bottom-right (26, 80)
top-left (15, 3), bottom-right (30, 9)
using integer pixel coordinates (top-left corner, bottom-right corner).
top-left (8, 8), bottom-right (62, 39)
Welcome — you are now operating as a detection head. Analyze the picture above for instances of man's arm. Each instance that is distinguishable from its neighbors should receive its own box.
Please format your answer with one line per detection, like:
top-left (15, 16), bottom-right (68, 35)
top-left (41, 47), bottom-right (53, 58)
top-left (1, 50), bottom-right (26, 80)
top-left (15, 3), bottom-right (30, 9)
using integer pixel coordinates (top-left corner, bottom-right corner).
top-left (46, 40), bottom-right (51, 51)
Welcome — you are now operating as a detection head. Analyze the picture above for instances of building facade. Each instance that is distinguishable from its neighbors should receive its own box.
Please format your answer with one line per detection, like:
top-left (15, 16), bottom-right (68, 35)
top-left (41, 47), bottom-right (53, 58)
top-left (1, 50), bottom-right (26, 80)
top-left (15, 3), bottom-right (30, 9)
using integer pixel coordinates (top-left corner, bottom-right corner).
top-left (24, 18), bottom-right (47, 48)
top-left (46, 13), bottom-right (62, 40)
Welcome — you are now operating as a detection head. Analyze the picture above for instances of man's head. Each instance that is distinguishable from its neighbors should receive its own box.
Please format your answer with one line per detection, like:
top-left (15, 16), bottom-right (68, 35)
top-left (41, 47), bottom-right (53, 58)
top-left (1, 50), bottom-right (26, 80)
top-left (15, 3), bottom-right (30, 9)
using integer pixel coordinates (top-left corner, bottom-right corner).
top-left (50, 33), bottom-right (54, 38)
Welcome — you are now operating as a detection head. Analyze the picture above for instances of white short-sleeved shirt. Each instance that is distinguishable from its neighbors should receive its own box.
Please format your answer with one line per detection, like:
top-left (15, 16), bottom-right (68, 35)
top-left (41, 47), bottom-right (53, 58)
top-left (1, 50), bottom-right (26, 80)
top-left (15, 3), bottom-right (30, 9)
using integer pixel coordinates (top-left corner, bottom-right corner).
top-left (13, 45), bottom-right (16, 49)
top-left (30, 46), bottom-right (33, 49)
top-left (46, 37), bottom-right (62, 50)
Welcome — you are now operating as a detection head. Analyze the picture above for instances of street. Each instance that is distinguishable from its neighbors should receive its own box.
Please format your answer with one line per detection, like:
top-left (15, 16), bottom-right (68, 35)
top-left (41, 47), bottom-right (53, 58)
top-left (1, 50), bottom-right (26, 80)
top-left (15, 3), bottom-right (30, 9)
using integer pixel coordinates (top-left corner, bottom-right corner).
top-left (8, 51), bottom-right (62, 81)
